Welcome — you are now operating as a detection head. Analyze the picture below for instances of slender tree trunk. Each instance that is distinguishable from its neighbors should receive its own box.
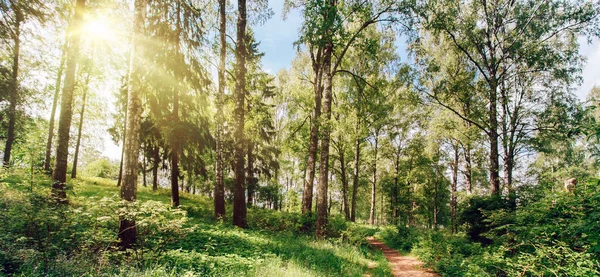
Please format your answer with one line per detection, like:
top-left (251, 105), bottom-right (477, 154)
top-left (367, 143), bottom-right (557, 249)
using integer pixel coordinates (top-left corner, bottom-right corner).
top-left (3, 2), bottom-right (22, 168)
top-left (433, 165), bottom-right (438, 230)
top-left (214, 0), bottom-right (227, 219)
top-left (152, 145), bottom-right (159, 191)
top-left (142, 150), bottom-right (147, 187)
top-left (233, 0), bottom-right (248, 228)
top-left (393, 151), bottom-right (400, 224)
top-left (350, 124), bottom-right (361, 222)
top-left (118, 0), bottom-right (146, 250)
top-left (489, 80), bottom-right (500, 196)
top-left (44, 42), bottom-right (67, 173)
top-left (170, 1), bottom-right (182, 207)
top-left (451, 144), bottom-right (459, 233)
top-left (302, 69), bottom-right (322, 215)
top-left (51, 0), bottom-right (86, 203)
top-left (71, 74), bottom-right (91, 179)
top-left (315, 37), bottom-right (333, 238)
top-left (117, 139), bottom-right (125, 186)
top-left (464, 142), bottom-right (472, 195)
top-left (369, 134), bottom-right (378, 225)
top-left (337, 135), bottom-right (350, 220)
top-left (246, 141), bottom-right (255, 206)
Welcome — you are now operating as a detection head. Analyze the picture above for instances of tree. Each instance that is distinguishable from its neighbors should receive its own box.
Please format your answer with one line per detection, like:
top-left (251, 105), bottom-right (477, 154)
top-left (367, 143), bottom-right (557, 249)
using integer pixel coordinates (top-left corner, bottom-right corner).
top-left (214, 0), bottom-right (227, 219)
top-left (118, 0), bottom-right (147, 250)
top-left (51, 0), bottom-right (86, 203)
top-left (1, 0), bottom-right (46, 168)
top-left (412, 0), bottom-right (600, 196)
top-left (233, 0), bottom-right (248, 228)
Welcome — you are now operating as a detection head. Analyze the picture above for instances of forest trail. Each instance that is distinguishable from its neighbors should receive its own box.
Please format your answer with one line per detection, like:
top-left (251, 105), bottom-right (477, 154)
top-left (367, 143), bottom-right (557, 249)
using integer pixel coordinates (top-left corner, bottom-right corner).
top-left (366, 237), bottom-right (440, 277)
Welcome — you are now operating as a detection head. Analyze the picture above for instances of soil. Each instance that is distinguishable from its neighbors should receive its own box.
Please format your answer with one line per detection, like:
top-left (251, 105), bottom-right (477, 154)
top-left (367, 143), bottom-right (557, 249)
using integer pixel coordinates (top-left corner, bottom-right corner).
top-left (366, 236), bottom-right (440, 277)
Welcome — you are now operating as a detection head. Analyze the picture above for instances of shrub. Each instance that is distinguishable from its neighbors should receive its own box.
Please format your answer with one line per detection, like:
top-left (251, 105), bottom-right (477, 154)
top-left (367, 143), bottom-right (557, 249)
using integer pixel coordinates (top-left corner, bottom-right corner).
top-left (82, 158), bottom-right (119, 179)
top-left (379, 226), bottom-right (417, 252)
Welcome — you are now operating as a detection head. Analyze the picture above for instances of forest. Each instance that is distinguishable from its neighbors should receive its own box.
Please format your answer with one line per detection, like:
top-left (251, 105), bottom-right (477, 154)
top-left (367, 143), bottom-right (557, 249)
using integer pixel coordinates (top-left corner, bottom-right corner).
top-left (1, 0), bottom-right (600, 276)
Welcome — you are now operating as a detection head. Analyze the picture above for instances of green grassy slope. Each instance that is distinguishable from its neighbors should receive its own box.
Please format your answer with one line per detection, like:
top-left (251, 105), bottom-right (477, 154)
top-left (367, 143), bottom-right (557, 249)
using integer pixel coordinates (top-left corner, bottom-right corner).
top-left (0, 171), bottom-right (391, 276)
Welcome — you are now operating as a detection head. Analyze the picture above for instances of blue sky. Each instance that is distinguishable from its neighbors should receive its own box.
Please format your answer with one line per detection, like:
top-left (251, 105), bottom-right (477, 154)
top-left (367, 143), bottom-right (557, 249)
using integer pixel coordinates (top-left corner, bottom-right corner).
top-left (253, 0), bottom-right (303, 73)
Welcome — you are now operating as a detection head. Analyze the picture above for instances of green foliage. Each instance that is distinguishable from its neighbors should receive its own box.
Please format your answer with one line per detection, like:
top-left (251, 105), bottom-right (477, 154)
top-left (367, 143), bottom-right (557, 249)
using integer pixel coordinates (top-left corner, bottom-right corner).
top-left (378, 226), bottom-right (417, 252)
top-left (0, 173), bottom-right (391, 276)
top-left (82, 158), bottom-right (119, 179)
top-left (378, 181), bottom-right (600, 277)
top-left (460, 195), bottom-right (515, 245)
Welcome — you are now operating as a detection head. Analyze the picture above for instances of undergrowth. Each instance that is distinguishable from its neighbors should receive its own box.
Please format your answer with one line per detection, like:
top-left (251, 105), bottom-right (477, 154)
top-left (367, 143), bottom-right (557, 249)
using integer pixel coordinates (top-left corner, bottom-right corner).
top-left (0, 171), bottom-right (390, 276)
top-left (378, 181), bottom-right (600, 277)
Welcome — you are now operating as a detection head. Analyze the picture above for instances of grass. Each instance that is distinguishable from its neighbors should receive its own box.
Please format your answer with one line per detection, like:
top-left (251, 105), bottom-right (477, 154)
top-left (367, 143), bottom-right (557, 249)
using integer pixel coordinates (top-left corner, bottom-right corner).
top-left (0, 170), bottom-right (392, 276)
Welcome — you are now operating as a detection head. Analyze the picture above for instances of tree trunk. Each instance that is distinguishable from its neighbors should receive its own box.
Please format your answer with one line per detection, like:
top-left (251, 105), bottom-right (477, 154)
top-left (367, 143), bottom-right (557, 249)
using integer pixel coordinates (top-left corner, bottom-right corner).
top-left (337, 135), bottom-right (350, 220)
top-left (302, 67), bottom-right (322, 215)
top-left (152, 145), bottom-right (159, 191)
top-left (142, 150), bottom-right (147, 187)
top-left (315, 37), bottom-right (333, 239)
top-left (393, 150), bottom-right (400, 224)
top-left (369, 133), bottom-right (379, 225)
top-left (118, 0), bottom-right (146, 250)
top-left (117, 138), bottom-right (125, 187)
top-left (451, 144), bottom-right (459, 233)
top-left (51, 0), bottom-right (86, 203)
top-left (214, 0), bottom-right (227, 219)
top-left (170, 1), bottom-right (182, 207)
top-left (233, 0), bottom-right (248, 228)
top-left (433, 165), bottom-right (438, 230)
top-left (44, 42), bottom-right (66, 173)
top-left (350, 123), bottom-right (361, 222)
top-left (246, 141), bottom-right (255, 207)
top-left (464, 142), bottom-right (472, 195)
top-left (3, 2), bottom-right (22, 168)
top-left (489, 80), bottom-right (500, 196)
top-left (71, 74), bottom-right (91, 179)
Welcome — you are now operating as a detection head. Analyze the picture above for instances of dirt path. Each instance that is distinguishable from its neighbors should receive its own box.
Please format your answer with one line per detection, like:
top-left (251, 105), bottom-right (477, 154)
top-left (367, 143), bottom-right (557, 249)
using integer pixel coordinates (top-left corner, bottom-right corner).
top-left (366, 237), bottom-right (440, 277)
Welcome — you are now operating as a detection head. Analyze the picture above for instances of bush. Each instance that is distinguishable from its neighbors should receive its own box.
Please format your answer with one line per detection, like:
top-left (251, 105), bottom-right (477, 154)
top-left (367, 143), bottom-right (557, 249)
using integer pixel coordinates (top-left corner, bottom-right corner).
top-left (379, 226), bottom-right (417, 252)
top-left (82, 158), bottom-right (119, 179)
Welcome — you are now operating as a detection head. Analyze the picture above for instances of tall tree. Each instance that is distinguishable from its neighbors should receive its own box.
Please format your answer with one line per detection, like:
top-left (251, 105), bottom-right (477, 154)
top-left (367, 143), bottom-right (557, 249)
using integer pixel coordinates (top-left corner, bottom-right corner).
top-left (413, 0), bottom-right (600, 196)
top-left (233, 0), bottom-right (248, 228)
top-left (118, 0), bottom-right (147, 250)
top-left (51, 0), bottom-right (86, 203)
top-left (214, 0), bottom-right (227, 219)
top-left (44, 41), bottom-right (66, 173)
top-left (71, 72), bottom-right (91, 179)
top-left (1, 0), bottom-right (45, 167)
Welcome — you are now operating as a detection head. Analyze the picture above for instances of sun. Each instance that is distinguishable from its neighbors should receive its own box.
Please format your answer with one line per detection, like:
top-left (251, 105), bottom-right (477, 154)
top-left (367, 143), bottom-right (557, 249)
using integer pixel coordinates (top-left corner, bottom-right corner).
top-left (82, 14), bottom-right (114, 42)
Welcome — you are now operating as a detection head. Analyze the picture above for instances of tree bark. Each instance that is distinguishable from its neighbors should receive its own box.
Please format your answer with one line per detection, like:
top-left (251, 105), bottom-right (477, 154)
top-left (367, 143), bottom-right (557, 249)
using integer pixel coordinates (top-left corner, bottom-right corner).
top-left (393, 147), bottom-right (400, 224)
top-left (302, 66), bottom-right (322, 215)
top-left (489, 79), bottom-right (500, 196)
top-left (214, 0), bottom-right (227, 219)
top-left (315, 35), bottom-right (333, 238)
top-left (152, 144), bottom-right (159, 191)
top-left (44, 42), bottom-right (66, 173)
top-left (369, 133), bottom-right (378, 225)
top-left (142, 151), bottom-right (147, 187)
top-left (337, 135), bottom-right (350, 220)
top-left (451, 144), bottom-right (459, 233)
top-left (170, 1), bottom-right (182, 207)
top-left (350, 122), bottom-right (361, 222)
top-left (118, 0), bottom-right (146, 250)
top-left (3, 1), bottom-right (22, 168)
top-left (233, 0), bottom-right (248, 228)
top-left (71, 74), bottom-right (91, 179)
top-left (246, 141), bottom-right (255, 207)
top-left (51, 0), bottom-right (86, 203)
top-left (464, 141), bottom-right (472, 195)
top-left (433, 165), bottom-right (438, 230)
